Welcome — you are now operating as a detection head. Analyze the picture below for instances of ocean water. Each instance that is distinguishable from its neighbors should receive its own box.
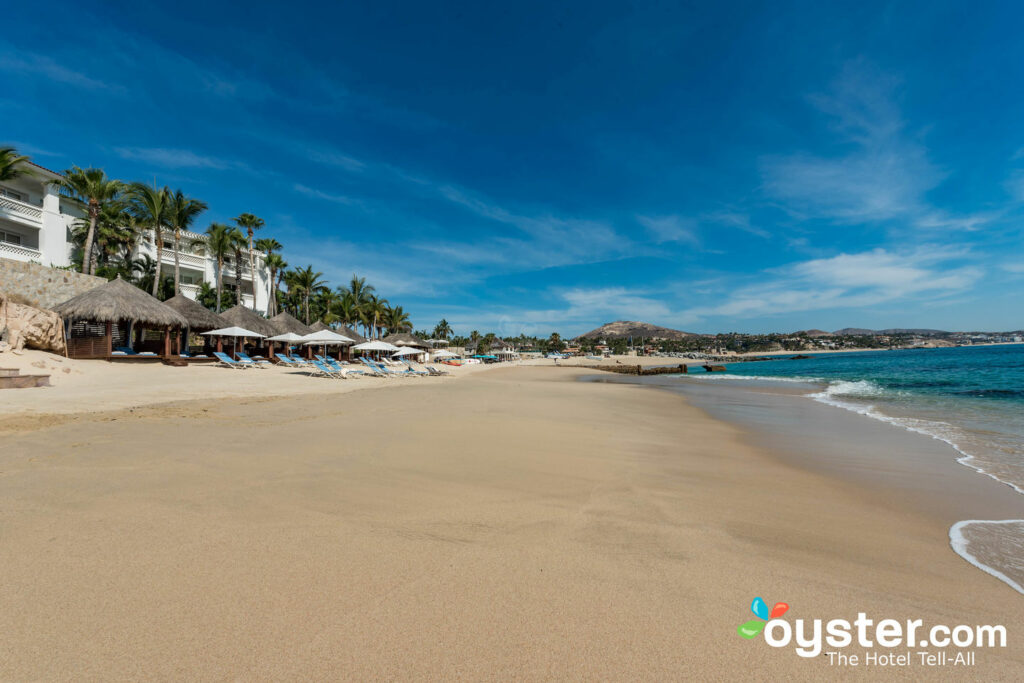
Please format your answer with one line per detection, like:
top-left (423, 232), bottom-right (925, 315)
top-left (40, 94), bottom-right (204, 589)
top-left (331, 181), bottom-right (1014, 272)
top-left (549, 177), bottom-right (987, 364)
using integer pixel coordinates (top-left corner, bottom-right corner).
top-left (689, 345), bottom-right (1024, 594)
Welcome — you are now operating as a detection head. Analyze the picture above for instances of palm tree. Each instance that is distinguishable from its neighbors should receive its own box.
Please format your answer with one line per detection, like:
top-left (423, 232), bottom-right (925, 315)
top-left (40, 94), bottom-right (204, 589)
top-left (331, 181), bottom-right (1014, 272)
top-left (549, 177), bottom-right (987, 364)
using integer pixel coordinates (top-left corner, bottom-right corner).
top-left (341, 275), bottom-right (376, 335)
top-left (70, 200), bottom-right (138, 274)
top-left (384, 305), bottom-right (412, 335)
top-left (255, 238), bottom-right (282, 315)
top-left (272, 256), bottom-right (289, 316)
top-left (199, 223), bottom-right (234, 312)
top-left (289, 265), bottom-right (327, 324)
top-left (0, 147), bottom-right (35, 181)
top-left (315, 288), bottom-right (340, 324)
top-left (234, 213), bottom-right (264, 309)
top-left (126, 182), bottom-right (171, 296)
top-left (166, 190), bottom-right (208, 295)
top-left (224, 226), bottom-right (247, 308)
top-left (364, 294), bottom-right (389, 339)
top-left (434, 319), bottom-right (452, 340)
top-left (337, 291), bottom-right (360, 330)
top-left (54, 167), bottom-right (124, 275)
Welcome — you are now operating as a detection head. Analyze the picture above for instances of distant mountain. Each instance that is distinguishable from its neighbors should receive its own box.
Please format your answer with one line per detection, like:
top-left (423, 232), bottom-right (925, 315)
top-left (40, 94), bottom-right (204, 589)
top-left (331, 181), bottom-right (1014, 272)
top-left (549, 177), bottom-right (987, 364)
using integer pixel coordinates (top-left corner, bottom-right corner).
top-left (578, 320), bottom-right (697, 340)
top-left (833, 328), bottom-right (949, 336)
top-left (798, 329), bottom-right (833, 337)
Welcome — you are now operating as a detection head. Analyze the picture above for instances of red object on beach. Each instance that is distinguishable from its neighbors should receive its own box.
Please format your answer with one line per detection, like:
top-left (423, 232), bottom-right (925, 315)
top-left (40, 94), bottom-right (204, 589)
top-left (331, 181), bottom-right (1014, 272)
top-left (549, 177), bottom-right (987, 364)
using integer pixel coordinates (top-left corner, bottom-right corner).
top-left (771, 602), bottom-right (789, 619)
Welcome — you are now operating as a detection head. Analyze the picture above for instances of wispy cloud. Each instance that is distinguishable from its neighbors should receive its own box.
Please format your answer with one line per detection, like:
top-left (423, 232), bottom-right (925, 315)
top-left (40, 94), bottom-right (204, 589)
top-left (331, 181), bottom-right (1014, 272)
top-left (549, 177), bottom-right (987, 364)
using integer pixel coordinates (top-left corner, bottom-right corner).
top-left (0, 50), bottom-right (120, 92)
top-left (761, 60), bottom-right (990, 232)
top-left (637, 215), bottom-right (699, 245)
top-left (293, 183), bottom-right (358, 206)
top-left (687, 246), bottom-right (981, 320)
top-left (113, 147), bottom-right (249, 171)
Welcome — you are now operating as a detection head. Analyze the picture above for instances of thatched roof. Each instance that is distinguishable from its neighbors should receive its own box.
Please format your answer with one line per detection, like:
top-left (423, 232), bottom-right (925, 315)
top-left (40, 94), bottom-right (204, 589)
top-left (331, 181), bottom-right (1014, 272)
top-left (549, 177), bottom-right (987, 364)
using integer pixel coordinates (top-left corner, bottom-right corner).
top-left (163, 294), bottom-right (228, 331)
top-left (309, 320), bottom-right (330, 331)
top-left (338, 324), bottom-right (367, 344)
top-left (219, 304), bottom-right (279, 337)
top-left (383, 332), bottom-right (428, 348)
top-left (53, 277), bottom-right (187, 327)
top-left (270, 312), bottom-right (313, 336)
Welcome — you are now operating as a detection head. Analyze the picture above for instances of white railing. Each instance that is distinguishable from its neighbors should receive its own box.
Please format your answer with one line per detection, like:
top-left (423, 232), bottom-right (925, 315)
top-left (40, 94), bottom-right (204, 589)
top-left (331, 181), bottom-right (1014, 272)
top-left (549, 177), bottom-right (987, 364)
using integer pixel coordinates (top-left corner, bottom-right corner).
top-left (0, 240), bottom-right (43, 261)
top-left (159, 250), bottom-right (206, 269)
top-left (179, 283), bottom-right (201, 298)
top-left (240, 293), bottom-right (255, 307)
top-left (0, 195), bottom-right (43, 224)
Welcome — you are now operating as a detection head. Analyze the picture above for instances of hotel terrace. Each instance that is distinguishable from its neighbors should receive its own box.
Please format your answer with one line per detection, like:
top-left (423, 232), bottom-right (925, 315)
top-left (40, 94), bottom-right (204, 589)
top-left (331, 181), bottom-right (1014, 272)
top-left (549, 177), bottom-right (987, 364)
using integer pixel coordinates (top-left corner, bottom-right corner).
top-left (0, 161), bottom-right (273, 314)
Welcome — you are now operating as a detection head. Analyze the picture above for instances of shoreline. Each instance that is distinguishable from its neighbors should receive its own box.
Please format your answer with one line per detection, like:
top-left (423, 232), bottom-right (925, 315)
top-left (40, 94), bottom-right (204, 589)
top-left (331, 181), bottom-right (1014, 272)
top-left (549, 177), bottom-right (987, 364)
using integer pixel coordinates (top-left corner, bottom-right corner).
top-left (593, 371), bottom-right (1024, 595)
top-left (2, 364), bottom-right (1023, 677)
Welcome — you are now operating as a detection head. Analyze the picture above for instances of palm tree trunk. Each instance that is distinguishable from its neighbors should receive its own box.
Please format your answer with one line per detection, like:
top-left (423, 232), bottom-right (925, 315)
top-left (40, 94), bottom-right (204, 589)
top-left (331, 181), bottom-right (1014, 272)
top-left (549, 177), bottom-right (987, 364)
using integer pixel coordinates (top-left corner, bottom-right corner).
top-left (234, 250), bottom-right (243, 308)
top-left (247, 231), bottom-right (257, 310)
top-left (304, 293), bottom-right (310, 324)
top-left (83, 206), bottom-right (98, 275)
top-left (152, 227), bottom-right (163, 297)
top-left (173, 228), bottom-right (181, 295)
top-left (216, 257), bottom-right (223, 313)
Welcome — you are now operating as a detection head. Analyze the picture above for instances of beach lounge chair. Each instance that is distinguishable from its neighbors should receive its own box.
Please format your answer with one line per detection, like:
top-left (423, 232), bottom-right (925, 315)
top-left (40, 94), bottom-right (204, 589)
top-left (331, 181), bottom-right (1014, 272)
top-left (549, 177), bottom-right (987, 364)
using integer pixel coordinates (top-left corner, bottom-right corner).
top-left (426, 366), bottom-right (449, 376)
top-left (213, 351), bottom-right (253, 369)
top-left (309, 360), bottom-right (345, 378)
top-left (325, 359), bottom-right (364, 378)
top-left (284, 354), bottom-right (310, 366)
top-left (400, 360), bottom-right (428, 376)
top-left (358, 357), bottom-right (392, 377)
top-left (236, 351), bottom-right (271, 368)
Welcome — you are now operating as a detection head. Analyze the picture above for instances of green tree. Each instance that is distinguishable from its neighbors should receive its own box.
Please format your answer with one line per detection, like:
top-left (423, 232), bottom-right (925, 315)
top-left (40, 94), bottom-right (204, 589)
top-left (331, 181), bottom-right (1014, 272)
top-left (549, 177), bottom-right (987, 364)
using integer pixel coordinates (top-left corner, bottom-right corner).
top-left (383, 305), bottom-right (412, 335)
top-left (199, 223), bottom-right (234, 312)
top-left (234, 213), bottom-right (264, 309)
top-left (126, 182), bottom-right (171, 296)
top-left (54, 167), bottom-right (124, 275)
top-left (255, 238), bottom-right (283, 315)
top-left (289, 265), bottom-right (327, 324)
top-left (433, 319), bottom-right (452, 339)
top-left (225, 226), bottom-right (247, 308)
top-left (0, 146), bottom-right (35, 181)
top-left (166, 190), bottom-right (208, 295)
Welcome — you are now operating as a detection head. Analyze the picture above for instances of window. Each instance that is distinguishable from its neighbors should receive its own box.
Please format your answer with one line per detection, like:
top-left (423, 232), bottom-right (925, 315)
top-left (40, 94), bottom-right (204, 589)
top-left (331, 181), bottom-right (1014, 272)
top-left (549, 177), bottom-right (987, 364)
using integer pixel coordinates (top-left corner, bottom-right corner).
top-left (0, 230), bottom-right (23, 245)
top-left (0, 187), bottom-right (25, 202)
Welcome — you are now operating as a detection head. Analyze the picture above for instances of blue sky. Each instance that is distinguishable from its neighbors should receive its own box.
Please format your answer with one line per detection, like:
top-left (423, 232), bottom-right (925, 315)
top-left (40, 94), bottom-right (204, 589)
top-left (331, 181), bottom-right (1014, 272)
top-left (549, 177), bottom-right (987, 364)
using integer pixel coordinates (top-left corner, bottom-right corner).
top-left (3, 1), bottom-right (1024, 336)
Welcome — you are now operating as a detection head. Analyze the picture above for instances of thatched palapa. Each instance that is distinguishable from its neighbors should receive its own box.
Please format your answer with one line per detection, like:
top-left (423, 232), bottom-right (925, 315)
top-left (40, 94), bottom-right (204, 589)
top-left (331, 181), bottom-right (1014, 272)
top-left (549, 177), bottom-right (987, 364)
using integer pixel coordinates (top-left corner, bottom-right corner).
top-left (337, 324), bottom-right (367, 344)
top-left (219, 304), bottom-right (279, 338)
top-left (54, 277), bottom-right (187, 327)
top-left (383, 332), bottom-right (428, 349)
top-left (270, 311), bottom-right (313, 336)
top-left (309, 320), bottom-right (330, 332)
top-left (163, 294), bottom-right (228, 332)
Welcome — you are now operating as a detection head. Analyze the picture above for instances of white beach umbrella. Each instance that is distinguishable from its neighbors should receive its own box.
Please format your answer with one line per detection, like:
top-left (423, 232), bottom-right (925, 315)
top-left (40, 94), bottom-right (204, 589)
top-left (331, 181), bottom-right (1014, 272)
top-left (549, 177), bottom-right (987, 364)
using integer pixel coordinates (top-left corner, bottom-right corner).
top-left (391, 346), bottom-right (423, 357)
top-left (266, 332), bottom-right (305, 342)
top-left (431, 349), bottom-right (456, 358)
top-left (201, 326), bottom-right (265, 357)
top-left (353, 340), bottom-right (400, 352)
top-left (300, 330), bottom-right (354, 345)
top-left (202, 326), bottom-right (265, 338)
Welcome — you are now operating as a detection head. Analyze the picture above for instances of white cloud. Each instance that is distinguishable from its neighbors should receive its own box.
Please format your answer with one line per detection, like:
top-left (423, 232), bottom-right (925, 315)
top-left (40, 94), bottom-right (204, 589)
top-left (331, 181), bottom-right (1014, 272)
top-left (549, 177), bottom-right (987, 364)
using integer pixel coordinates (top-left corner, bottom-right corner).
top-left (0, 51), bottom-right (119, 92)
top-left (637, 215), bottom-right (699, 245)
top-left (761, 60), bottom-right (989, 231)
top-left (687, 247), bottom-right (981, 320)
top-left (293, 183), bottom-right (357, 206)
top-left (113, 147), bottom-right (248, 171)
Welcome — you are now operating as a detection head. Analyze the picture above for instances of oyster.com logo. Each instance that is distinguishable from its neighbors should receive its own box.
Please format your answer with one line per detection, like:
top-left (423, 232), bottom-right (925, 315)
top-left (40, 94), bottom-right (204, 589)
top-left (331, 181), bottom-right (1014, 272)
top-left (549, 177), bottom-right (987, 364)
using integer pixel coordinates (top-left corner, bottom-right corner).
top-left (737, 596), bottom-right (789, 639)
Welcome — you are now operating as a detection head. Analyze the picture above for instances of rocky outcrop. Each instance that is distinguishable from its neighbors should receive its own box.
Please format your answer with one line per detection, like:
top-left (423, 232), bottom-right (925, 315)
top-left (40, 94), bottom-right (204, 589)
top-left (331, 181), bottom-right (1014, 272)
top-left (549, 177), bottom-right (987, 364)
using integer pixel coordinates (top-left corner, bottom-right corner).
top-left (0, 293), bottom-right (65, 355)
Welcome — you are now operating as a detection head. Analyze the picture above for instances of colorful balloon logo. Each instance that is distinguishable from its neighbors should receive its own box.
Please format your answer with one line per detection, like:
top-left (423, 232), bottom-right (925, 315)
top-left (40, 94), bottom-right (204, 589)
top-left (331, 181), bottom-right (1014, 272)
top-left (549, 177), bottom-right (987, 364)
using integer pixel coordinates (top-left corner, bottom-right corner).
top-left (737, 597), bottom-right (789, 639)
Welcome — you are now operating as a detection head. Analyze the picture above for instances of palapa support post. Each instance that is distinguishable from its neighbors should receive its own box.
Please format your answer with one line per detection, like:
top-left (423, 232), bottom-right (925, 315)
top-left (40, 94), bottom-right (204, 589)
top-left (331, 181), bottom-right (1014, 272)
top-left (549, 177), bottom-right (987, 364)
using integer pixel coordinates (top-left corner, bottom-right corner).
top-left (336, 347), bottom-right (343, 361)
top-left (217, 336), bottom-right (223, 353)
top-left (163, 327), bottom-right (171, 358)
top-left (105, 322), bottom-right (112, 359)
top-left (268, 342), bottom-right (275, 360)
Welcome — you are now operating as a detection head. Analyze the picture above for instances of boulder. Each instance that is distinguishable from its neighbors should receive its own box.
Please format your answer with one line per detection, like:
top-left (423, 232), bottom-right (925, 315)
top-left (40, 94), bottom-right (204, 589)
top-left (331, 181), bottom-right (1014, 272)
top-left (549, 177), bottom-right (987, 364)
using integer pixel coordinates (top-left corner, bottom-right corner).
top-left (0, 293), bottom-right (66, 355)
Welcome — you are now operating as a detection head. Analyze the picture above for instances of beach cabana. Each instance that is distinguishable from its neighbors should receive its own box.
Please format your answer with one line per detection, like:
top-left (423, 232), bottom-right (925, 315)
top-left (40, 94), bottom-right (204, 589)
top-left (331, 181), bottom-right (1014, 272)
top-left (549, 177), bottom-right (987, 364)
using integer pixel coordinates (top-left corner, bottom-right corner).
top-left (218, 305), bottom-right (279, 358)
top-left (382, 332), bottom-right (429, 350)
top-left (201, 326), bottom-right (265, 359)
top-left (162, 294), bottom-right (228, 356)
top-left (301, 329), bottom-right (354, 360)
top-left (54, 277), bottom-right (187, 360)
top-left (268, 312), bottom-right (313, 358)
top-left (270, 312), bottom-right (313, 336)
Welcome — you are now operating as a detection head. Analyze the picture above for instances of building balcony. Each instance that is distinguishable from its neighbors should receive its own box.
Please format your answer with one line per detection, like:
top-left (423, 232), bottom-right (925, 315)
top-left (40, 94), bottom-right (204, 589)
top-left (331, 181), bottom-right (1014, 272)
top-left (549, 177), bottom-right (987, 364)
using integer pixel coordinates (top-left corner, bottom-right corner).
top-left (0, 240), bottom-right (44, 262)
top-left (158, 249), bottom-right (207, 270)
top-left (179, 283), bottom-right (201, 298)
top-left (0, 195), bottom-right (43, 227)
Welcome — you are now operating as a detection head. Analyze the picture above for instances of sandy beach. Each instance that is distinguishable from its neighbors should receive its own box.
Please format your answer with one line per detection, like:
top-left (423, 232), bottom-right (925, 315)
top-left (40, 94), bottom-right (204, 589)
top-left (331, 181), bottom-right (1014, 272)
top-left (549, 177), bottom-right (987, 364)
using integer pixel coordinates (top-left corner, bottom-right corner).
top-left (1, 360), bottom-right (1022, 680)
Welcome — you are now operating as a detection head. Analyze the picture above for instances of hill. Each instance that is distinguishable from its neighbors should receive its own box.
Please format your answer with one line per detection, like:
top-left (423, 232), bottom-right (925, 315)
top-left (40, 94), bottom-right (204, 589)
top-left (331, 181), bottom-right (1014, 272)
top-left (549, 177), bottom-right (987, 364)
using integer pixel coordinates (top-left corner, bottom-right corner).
top-left (833, 328), bottom-right (949, 336)
top-left (577, 321), bottom-right (697, 340)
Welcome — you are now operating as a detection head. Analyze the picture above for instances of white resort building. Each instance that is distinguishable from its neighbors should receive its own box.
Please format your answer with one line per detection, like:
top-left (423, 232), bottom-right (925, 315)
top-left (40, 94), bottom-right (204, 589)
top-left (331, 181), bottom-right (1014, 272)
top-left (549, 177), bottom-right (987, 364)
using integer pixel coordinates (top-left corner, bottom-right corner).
top-left (0, 162), bottom-right (272, 314)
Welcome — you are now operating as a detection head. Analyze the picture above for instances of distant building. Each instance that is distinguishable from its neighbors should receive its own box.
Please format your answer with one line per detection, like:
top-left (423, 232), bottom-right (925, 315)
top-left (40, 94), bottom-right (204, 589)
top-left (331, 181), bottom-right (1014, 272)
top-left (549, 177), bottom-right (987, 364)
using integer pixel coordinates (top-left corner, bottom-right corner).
top-left (0, 160), bottom-right (272, 314)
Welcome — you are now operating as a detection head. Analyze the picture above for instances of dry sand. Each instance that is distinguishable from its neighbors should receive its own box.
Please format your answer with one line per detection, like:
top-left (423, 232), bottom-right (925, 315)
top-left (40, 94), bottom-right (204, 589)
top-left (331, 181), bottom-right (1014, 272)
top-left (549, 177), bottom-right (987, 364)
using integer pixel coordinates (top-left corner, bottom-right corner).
top-left (1, 362), bottom-right (1022, 680)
